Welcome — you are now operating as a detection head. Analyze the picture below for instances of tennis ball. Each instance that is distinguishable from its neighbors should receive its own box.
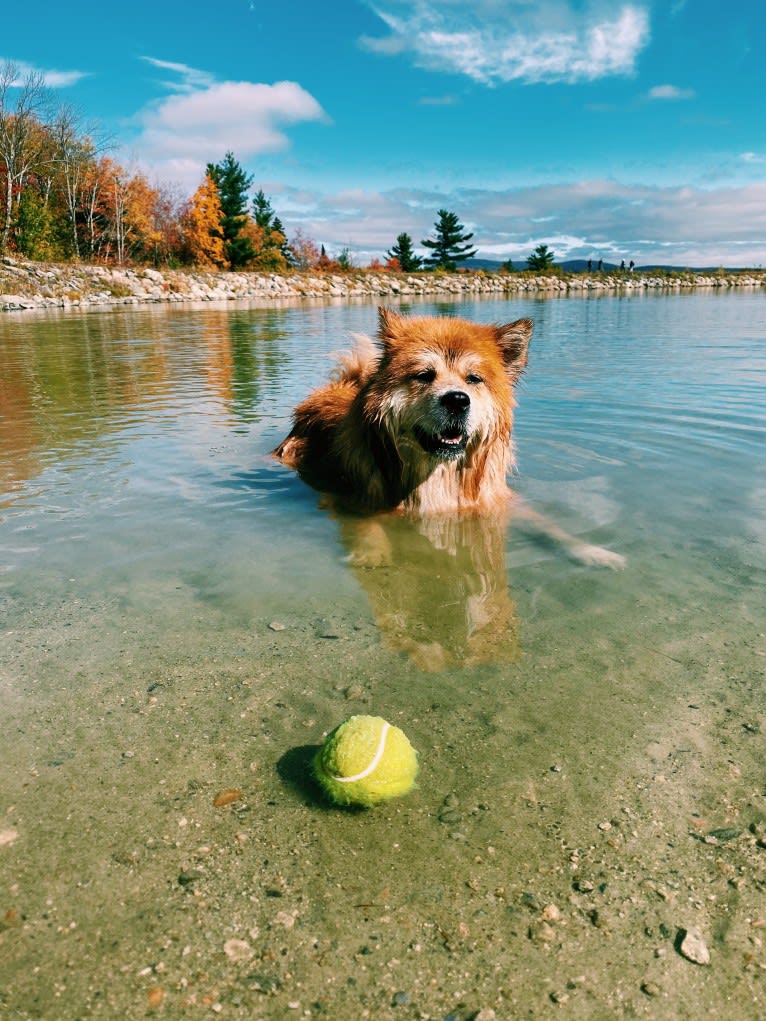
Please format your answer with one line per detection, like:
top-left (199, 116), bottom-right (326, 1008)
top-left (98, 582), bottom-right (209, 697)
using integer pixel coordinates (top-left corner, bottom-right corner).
top-left (313, 715), bottom-right (418, 808)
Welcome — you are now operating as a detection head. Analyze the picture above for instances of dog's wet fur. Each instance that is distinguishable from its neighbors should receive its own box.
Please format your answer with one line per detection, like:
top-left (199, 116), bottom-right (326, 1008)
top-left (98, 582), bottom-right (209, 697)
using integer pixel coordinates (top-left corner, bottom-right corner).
top-left (273, 307), bottom-right (533, 515)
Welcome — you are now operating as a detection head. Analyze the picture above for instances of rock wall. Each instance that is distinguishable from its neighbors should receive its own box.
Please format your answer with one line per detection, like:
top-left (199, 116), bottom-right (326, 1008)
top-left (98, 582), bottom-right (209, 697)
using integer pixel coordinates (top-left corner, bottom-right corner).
top-left (2, 256), bottom-right (764, 312)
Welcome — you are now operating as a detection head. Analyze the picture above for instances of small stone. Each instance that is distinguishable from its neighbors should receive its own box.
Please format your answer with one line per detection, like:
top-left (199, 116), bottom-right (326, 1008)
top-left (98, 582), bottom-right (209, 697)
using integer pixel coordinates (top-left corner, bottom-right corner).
top-left (213, 788), bottom-right (243, 808)
top-left (528, 920), bottom-right (556, 944)
top-left (443, 793), bottom-right (460, 808)
top-left (438, 809), bottom-right (462, 825)
top-left (641, 981), bottom-right (660, 997)
top-left (224, 938), bottom-right (253, 961)
top-left (574, 878), bottom-right (595, 893)
top-left (177, 869), bottom-right (204, 886)
top-left (268, 621), bottom-right (286, 631)
top-left (147, 986), bottom-right (164, 1008)
top-left (678, 927), bottom-right (711, 965)
top-left (550, 990), bottom-right (570, 1004)
top-left (707, 827), bottom-right (741, 842)
top-left (392, 990), bottom-right (410, 1006)
top-left (542, 903), bottom-right (562, 922)
top-left (0, 829), bottom-right (19, 848)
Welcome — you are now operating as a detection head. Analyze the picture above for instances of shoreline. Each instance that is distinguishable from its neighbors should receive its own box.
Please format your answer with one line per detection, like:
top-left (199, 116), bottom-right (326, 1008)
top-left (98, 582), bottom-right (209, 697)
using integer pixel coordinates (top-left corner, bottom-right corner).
top-left (2, 255), bottom-right (765, 313)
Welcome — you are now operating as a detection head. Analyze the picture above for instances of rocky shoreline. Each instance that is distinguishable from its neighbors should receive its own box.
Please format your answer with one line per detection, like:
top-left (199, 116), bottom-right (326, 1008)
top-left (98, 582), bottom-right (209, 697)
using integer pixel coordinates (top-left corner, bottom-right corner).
top-left (1, 255), bottom-right (764, 313)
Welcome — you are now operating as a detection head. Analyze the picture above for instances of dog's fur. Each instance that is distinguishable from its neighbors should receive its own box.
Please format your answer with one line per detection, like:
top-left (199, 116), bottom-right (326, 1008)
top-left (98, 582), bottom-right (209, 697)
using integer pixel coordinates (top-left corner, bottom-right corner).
top-left (273, 307), bottom-right (533, 516)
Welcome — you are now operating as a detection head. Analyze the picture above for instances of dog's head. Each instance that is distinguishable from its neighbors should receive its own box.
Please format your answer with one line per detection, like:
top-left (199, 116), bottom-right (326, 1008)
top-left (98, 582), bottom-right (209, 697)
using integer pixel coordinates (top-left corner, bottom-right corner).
top-left (366, 308), bottom-right (533, 462)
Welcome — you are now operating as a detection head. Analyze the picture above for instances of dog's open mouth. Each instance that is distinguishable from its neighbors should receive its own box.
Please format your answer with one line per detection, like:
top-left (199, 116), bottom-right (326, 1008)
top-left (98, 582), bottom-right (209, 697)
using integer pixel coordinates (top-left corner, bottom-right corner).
top-left (414, 424), bottom-right (468, 459)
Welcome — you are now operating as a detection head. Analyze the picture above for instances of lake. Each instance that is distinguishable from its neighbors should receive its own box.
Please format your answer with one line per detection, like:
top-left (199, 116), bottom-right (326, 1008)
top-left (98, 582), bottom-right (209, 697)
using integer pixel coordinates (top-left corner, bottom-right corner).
top-left (1, 290), bottom-right (765, 1019)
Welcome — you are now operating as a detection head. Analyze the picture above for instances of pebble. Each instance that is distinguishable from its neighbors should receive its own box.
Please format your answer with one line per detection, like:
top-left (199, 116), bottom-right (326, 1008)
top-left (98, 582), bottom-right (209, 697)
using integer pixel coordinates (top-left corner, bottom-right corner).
top-left (268, 621), bottom-right (286, 632)
top-left (213, 788), bottom-right (243, 808)
top-left (678, 927), bottom-right (711, 965)
top-left (223, 938), bottom-right (253, 962)
top-left (438, 809), bottom-right (463, 825)
top-left (0, 829), bottom-right (19, 848)
top-left (177, 869), bottom-right (204, 886)
top-left (528, 920), bottom-right (556, 944)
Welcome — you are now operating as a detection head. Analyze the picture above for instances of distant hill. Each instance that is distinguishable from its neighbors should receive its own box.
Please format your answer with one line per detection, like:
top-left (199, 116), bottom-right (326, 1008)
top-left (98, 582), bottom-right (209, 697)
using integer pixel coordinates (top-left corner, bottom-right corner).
top-left (465, 258), bottom-right (752, 273)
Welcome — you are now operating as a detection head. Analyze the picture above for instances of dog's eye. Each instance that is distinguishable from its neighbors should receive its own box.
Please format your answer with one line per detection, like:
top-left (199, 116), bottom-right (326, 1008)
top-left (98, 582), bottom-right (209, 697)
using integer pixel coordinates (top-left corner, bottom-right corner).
top-left (412, 368), bottom-right (436, 384)
top-left (466, 372), bottom-right (484, 385)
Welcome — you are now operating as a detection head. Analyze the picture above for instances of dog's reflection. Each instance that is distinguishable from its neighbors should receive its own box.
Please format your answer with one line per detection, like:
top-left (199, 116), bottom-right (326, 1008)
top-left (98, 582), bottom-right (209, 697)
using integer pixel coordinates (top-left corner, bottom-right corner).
top-left (337, 509), bottom-right (519, 672)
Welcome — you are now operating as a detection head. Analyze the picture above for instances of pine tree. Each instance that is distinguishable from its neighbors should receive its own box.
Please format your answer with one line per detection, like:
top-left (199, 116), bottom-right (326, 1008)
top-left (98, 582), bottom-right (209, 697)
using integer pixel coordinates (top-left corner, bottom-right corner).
top-left (526, 243), bottom-right (556, 271)
top-left (206, 151), bottom-right (254, 269)
top-left (271, 216), bottom-right (294, 266)
top-left (421, 210), bottom-right (476, 270)
top-left (386, 232), bottom-right (422, 272)
top-left (252, 189), bottom-right (274, 230)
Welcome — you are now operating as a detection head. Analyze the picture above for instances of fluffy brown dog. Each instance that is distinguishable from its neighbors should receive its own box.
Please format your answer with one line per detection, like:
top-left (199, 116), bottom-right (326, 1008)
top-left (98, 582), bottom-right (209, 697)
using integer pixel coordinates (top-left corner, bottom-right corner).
top-left (273, 307), bottom-right (533, 515)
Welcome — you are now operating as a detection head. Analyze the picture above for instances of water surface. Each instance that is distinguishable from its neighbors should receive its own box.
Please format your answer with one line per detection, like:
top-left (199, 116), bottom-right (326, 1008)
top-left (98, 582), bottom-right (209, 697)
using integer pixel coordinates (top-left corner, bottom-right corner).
top-left (1, 292), bottom-right (765, 1019)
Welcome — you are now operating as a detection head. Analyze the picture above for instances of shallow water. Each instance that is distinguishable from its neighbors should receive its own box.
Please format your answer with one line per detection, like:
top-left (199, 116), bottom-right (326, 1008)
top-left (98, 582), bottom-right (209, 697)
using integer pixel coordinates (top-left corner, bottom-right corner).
top-left (1, 292), bottom-right (765, 1019)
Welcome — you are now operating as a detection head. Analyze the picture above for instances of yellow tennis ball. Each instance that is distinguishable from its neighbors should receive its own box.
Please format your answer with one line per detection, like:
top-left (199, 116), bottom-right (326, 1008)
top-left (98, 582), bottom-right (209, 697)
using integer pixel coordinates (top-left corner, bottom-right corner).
top-left (313, 715), bottom-right (419, 807)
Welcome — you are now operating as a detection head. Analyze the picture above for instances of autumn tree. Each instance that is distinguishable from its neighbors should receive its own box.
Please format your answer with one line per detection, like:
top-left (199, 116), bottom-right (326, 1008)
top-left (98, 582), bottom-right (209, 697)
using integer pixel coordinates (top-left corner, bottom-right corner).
top-left (247, 189), bottom-right (289, 271)
top-left (182, 173), bottom-right (227, 268)
top-left (206, 151), bottom-right (254, 269)
top-left (48, 105), bottom-right (111, 259)
top-left (0, 61), bottom-right (50, 253)
top-left (288, 228), bottom-right (320, 270)
top-left (526, 243), bottom-right (555, 271)
top-left (421, 210), bottom-right (476, 270)
top-left (387, 232), bottom-right (422, 272)
top-left (15, 186), bottom-right (55, 259)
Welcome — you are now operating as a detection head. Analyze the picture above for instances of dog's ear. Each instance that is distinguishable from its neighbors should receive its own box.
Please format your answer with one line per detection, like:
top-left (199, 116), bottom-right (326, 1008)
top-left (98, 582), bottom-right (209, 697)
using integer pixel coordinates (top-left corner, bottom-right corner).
top-left (378, 306), bottom-right (403, 347)
top-left (495, 318), bottom-right (533, 379)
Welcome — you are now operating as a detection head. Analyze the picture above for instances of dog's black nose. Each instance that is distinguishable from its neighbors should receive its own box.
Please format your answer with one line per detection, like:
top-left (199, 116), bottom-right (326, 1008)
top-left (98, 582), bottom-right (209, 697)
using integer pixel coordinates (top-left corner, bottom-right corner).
top-left (440, 390), bottom-right (470, 414)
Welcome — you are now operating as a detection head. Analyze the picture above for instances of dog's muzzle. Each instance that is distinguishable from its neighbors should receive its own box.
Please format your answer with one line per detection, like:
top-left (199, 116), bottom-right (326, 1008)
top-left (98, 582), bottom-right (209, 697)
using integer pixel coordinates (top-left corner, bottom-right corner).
top-left (414, 389), bottom-right (470, 459)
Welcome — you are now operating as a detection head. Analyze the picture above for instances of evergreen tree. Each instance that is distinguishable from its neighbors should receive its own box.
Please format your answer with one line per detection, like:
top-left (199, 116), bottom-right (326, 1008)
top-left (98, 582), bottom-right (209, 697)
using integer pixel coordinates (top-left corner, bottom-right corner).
top-left (526, 243), bottom-right (556, 271)
top-left (421, 209), bottom-right (476, 270)
top-left (252, 189), bottom-right (274, 230)
top-left (387, 232), bottom-right (422, 272)
top-left (206, 151), bottom-right (255, 269)
top-left (271, 216), bottom-right (294, 265)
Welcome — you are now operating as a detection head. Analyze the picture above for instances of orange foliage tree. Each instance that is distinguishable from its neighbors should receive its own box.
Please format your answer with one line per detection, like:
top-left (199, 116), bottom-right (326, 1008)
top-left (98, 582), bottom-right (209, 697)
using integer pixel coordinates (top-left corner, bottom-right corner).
top-left (181, 173), bottom-right (228, 268)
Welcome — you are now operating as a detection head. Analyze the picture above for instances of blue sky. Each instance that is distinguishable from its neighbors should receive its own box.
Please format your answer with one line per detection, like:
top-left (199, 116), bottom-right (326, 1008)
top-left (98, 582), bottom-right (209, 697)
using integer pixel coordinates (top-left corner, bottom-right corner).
top-left (4, 0), bottom-right (766, 266)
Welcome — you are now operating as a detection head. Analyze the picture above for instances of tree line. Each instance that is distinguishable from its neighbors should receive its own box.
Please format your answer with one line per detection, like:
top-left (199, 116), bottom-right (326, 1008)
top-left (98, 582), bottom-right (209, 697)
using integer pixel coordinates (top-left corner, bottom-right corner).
top-left (0, 61), bottom-right (561, 273)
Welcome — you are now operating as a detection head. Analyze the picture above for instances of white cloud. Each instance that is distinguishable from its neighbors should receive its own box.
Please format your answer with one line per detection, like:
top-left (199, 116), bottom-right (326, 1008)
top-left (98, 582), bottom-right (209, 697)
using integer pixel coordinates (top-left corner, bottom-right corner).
top-left (277, 178), bottom-right (766, 268)
top-left (648, 83), bottom-right (695, 100)
top-left (139, 57), bottom-right (216, 93)
top-left (360, 2), bottom-right (650, 85)
top-left (1, 57), bottom-right (89, 88)
top-left (133, 60), bottom-right (328, 188)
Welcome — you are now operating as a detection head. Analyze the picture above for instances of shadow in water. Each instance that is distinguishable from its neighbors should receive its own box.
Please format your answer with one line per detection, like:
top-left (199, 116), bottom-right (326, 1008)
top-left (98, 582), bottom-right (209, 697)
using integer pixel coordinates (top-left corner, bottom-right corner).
top-left (338, 511), bottom-right (520, 672)
top-left (276, 744), bottom-right (322, 802)
top-left (276, 743), bottom-right (368, 813)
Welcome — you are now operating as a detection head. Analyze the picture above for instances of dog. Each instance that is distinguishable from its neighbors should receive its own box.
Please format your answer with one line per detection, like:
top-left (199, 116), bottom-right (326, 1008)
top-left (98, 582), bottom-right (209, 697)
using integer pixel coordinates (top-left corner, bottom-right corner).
top-left (274, 306), bottom-right (624, 569)
top-left (274, 307), bottom-right (532, 515)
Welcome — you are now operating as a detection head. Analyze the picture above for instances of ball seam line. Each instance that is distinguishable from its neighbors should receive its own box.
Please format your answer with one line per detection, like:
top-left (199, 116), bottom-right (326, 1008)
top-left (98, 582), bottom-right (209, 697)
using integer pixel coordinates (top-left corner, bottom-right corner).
top-left (332, 721), bottom-right (390, 783)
